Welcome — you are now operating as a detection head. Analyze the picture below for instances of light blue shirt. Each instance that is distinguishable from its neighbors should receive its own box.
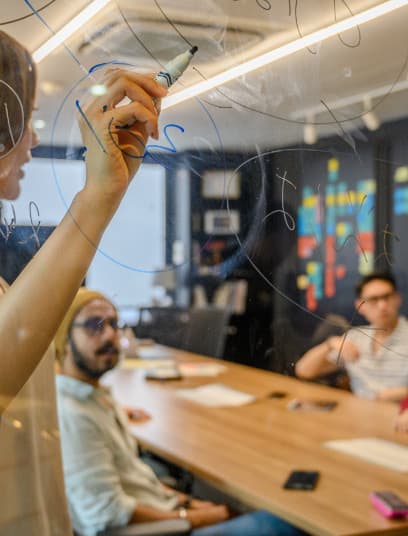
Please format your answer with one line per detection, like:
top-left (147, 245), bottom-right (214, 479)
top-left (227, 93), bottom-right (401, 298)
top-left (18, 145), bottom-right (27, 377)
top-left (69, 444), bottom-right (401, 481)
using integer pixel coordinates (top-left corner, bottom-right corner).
top-left (56, 375), bottom-right (178, 536)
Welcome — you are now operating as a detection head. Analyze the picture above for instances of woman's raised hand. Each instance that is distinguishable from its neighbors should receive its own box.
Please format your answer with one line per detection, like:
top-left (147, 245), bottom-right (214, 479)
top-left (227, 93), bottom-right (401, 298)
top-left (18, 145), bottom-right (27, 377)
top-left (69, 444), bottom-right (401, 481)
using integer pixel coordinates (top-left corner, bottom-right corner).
top-left (78, 70), bottom-right (167, 207)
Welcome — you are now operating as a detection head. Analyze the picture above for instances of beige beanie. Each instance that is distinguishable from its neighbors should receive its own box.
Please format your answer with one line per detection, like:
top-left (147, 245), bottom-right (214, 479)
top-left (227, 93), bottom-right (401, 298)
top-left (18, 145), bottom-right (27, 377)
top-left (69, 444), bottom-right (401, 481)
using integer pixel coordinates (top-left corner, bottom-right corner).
top-left (54, 287), bottom-right (110, 362)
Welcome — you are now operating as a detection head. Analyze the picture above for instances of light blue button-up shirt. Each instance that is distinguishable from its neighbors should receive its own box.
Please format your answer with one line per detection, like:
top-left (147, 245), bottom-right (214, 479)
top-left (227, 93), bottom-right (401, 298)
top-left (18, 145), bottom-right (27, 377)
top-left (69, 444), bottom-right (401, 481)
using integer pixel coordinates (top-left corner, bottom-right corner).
top-left (56, 375), bottom-right (178, 536)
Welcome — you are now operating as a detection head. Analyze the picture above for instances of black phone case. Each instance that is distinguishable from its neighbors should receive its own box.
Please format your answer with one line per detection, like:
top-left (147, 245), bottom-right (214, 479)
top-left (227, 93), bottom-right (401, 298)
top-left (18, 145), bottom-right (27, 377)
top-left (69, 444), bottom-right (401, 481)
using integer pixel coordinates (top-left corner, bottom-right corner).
top-left (283, 470), bottom-right (320, 490)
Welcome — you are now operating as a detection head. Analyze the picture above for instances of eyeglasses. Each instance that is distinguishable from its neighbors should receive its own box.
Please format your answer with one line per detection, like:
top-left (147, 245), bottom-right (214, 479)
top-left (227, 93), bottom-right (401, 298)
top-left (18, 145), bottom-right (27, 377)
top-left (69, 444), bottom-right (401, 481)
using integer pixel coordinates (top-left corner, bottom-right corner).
top-left (72, 316), bottom-right (119, 335)
top-left (359, 291), bottom-right (397, 307)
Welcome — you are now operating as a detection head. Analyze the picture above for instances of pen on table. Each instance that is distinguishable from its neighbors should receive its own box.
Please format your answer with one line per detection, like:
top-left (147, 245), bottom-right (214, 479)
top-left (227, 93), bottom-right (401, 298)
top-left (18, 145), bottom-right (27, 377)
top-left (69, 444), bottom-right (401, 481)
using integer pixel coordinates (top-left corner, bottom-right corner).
top-left (153, 46), bottom-right (198, 111)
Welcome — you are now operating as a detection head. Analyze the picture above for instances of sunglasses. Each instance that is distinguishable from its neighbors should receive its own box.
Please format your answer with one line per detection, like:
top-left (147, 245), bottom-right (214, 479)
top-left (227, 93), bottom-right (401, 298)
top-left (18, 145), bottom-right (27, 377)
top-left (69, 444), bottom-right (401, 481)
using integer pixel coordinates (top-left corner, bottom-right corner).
top-left (72, 316), bottom-right (119, 335)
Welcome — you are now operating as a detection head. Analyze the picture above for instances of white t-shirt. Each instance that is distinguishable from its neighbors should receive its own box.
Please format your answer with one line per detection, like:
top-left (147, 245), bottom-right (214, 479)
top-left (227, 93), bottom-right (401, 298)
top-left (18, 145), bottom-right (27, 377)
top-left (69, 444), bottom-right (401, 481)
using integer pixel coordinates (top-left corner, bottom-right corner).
top-left (328, 317), bottom-right (408, 399)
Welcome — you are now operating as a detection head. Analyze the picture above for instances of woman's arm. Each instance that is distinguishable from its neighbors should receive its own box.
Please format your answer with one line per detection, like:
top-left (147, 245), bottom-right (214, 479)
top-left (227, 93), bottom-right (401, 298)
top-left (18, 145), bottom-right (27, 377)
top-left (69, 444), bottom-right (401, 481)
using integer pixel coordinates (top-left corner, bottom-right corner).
top-left (0, 72), bottom-right (166, 411)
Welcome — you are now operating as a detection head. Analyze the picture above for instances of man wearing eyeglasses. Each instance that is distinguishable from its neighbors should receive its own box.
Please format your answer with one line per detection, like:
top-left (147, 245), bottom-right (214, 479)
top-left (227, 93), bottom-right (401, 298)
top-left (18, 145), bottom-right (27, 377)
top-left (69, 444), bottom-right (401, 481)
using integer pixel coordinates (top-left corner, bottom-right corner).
top-left (295, 272), bottom-right (408, 401)
top-left (54, 287), bottom-right (307, 536)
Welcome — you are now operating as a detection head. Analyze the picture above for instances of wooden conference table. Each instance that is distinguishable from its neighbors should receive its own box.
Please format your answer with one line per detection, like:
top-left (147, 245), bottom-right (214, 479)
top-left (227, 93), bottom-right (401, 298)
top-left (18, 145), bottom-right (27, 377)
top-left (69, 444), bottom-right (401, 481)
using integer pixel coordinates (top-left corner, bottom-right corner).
top-left (104, 345), bottom-right (408, 536)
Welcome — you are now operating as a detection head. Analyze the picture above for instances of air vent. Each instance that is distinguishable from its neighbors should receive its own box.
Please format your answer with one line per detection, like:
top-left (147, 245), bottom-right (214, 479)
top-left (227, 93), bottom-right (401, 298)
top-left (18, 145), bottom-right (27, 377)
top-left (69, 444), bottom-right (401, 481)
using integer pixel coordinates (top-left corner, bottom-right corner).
top-left (78, 15), bottom-right (264, 71)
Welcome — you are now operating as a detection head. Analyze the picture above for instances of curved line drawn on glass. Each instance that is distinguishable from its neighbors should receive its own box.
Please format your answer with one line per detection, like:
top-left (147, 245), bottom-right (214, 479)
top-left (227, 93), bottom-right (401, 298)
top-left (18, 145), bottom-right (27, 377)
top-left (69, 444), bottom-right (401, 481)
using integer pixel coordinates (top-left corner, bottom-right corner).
top-left (333, 190), bottom-right (372, 262)
top-left (145, 123), bottom-right (185, 157)
top-left (331, 294), bottom-right (408, 365)
top-left (153, 0), bottom-right (194, 47)
top-left (233, 0), bottom-right (360, 49)
top-left (195, 40), bottom-right (408, 127)
top-left (262, 170), bottom-right (296, 231)
top-left (23, 0), bottom-right (88, 73)
top-left (143, 0), bottom-right (407, 127)
top-left (50, 62), bottom-right (223, 274)
top-left (114, 0), bottom-right (408, 127)
top-left (106, 120), bottom-right (185, 164)
top-left (232, 0), bottom-right (272, 11)
top-left (4, 103), bottom-right (16, 147)
top-left (108, 121), bottom-right (185, 171)
top-left (114, 1), bottom-right (233, 112)
top-left (374, 224), bottom-right (400, 267)
top-left (225, 148), bottom-right (407, 360)
top-left (0, 79), bottom-right (25, 161)
top-left (191, 67), bottom-right (233, 110)
top-left (0, 201), bottom-right (16, 241)
top-left (0, 201), bottom-right (42, 248)
top-left (224, 149), bottom-right (361, 320)
top-left (89, 61), bottom-right (133, 75)
top-left (16, 202), bottom-right (42, 249)
top-left (320, 99), bottom-right (356, 152)
top-left (332, 301), bottom-right (380, 365)
top-left (295, 0), bottom-right (361, 54)
top-left (75, 99), bottom-right (108, 154)
top-left (335, 233), bottom-right (368, 262)
top-left (333, 0), bottom-right (361, 48)
top-left (114, 0), bottom-right (165, 68)
top-left (0, 0), bottom-right (56, 26)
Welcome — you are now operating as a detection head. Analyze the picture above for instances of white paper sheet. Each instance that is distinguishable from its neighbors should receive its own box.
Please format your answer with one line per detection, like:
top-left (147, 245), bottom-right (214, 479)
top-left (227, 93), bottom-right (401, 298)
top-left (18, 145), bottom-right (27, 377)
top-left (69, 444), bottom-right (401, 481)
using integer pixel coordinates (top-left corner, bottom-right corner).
top-left (176, 383), bottom-right (256, 407)
top-left (324, 437), bottom-right (408, 472)
top-left (178, 362), bottom-right (227, 377)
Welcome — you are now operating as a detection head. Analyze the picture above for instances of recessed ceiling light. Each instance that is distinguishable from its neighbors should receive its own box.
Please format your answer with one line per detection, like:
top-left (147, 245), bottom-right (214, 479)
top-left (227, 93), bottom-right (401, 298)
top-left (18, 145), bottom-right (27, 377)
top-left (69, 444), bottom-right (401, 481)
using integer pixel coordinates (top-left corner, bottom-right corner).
top-left (40, 80), bottom-right (63, 96)
top-left (33, 0), bottom-right (111, 63)
top-left (89, 84), bottom-right (107, 96)
top-left (304, 120), bottom-right (318, 145)
top-left (33, 119), bottom-right (47, 130)
top-left (162, 0), bottom-right (408, 109)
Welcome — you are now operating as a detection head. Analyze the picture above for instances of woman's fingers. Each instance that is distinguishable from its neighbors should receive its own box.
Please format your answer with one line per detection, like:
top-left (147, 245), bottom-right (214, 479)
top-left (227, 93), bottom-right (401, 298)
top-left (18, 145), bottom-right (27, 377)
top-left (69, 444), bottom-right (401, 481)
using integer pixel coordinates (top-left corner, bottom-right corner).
top-left (105, 101), bottom-right (160, 140)
top-left (76, 69), bottom-right (166, 190)
top-left (88, 72), bottom-right (166, 114)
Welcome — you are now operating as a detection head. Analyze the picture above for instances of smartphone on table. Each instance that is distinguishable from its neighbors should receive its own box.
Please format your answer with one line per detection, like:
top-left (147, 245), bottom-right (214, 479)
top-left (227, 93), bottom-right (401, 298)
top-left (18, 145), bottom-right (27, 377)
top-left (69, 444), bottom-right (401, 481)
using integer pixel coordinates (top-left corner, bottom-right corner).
top-left (283, 470), bottom-right (320, 490)
top-left (370, 491), bottom-right (408, 518)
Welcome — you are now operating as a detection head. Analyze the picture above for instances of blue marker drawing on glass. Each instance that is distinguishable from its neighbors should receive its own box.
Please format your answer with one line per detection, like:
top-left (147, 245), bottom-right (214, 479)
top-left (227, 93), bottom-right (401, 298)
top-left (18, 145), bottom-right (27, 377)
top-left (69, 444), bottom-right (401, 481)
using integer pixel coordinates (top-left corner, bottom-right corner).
top-left (75, 100), bottom-right (107, 154)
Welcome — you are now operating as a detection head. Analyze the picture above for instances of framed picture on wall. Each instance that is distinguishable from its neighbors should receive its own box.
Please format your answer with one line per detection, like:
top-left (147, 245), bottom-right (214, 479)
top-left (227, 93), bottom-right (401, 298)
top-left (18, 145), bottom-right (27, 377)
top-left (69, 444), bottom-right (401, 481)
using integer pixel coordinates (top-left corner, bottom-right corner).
top-left (202, 169), bottom-right (241, 199)
top-left (204, 210), bottom-right (240, 234)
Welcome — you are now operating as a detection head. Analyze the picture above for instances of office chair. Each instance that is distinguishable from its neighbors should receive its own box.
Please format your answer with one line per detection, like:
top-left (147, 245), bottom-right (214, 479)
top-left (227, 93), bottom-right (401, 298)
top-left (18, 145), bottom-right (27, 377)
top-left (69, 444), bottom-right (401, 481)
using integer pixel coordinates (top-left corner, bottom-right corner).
top-left (182, 307), bottom-right (231, 358)
top-left (99, 519), bottom-right (191, 535)
top-left (134, 307), bottom-right (191, 349)
top-left (74, 519), bottom-right (191, 536)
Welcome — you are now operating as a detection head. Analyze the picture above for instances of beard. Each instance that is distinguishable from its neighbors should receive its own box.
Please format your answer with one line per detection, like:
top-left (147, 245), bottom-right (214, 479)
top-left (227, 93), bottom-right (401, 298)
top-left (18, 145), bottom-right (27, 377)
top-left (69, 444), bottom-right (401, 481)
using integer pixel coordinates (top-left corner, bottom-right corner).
top-left (69, 336), bottom-right (119, 379)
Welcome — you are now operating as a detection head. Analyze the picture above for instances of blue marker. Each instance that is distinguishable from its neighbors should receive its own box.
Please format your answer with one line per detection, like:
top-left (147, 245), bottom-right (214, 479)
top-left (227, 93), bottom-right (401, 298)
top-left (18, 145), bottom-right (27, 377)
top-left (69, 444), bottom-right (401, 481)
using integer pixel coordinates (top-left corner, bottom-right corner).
top-left (155, 46), bottom-right (198, 89)
top-left (153, 46), bottom-right (198, 111)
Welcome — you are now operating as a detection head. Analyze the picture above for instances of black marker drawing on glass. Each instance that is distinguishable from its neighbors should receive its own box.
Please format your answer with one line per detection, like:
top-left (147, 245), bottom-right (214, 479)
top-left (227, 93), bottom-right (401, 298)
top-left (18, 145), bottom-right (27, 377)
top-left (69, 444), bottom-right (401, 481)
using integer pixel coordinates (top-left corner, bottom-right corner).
top-left (23, 0), bottom-right (88, 73)
top-left (0, 201), bottom-right (41, 247)
top-left (374, 224), bottom-right (400, 267)
top-left (0, 79), bottom-right (25, 160)
top-left (0, 0), bottom-right (56, 26)
top-left (263, 171), bottom-right (296, 231)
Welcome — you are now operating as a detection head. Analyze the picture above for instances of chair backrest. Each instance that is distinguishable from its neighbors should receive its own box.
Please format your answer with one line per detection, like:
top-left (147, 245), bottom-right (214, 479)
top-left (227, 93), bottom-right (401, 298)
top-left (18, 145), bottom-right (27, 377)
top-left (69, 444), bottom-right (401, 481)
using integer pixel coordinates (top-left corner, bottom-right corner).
top-left (100, 519), bottom-right (191, 535)
top-left (134, 307), bottom-right (190, 348)
top-left (74, 519), bottom-right (191, 536)
top-left (183, 307), bottom-right (230, 358)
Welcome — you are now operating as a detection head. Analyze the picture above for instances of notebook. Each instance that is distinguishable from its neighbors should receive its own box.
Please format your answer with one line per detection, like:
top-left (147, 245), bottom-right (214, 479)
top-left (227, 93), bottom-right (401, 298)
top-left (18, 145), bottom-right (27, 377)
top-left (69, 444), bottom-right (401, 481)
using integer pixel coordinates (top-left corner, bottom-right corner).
top-left (324, 437), bottom-right (408, 472)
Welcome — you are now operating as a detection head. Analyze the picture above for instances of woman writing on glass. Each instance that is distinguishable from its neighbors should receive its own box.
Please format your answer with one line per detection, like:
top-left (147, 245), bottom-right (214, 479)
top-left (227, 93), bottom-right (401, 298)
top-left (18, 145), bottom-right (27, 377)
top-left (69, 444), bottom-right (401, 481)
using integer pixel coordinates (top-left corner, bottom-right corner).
top-left (0, 30), bottom-right (166, 534)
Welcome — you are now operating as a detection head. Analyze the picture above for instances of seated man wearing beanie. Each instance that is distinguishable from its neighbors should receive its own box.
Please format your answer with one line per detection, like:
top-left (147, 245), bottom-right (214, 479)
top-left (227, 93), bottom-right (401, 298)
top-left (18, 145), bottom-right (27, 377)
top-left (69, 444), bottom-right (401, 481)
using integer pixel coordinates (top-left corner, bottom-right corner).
top-left (55, 287), bottom-right (308, 536)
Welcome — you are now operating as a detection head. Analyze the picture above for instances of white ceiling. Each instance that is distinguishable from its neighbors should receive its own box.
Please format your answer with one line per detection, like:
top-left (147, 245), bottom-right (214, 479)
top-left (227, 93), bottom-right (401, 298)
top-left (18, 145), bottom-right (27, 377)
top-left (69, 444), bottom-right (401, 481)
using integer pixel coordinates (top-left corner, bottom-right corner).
top-left (3, 0), bottom-right (408, 151)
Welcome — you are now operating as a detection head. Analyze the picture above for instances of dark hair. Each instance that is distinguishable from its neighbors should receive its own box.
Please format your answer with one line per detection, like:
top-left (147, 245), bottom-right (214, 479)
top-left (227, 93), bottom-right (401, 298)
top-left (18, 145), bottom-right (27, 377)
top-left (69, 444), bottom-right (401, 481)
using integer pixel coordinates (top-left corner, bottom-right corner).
top-left (0, 31), bottom-right (37, 150)
top-left (355, 271), bottom-right (397, 298)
